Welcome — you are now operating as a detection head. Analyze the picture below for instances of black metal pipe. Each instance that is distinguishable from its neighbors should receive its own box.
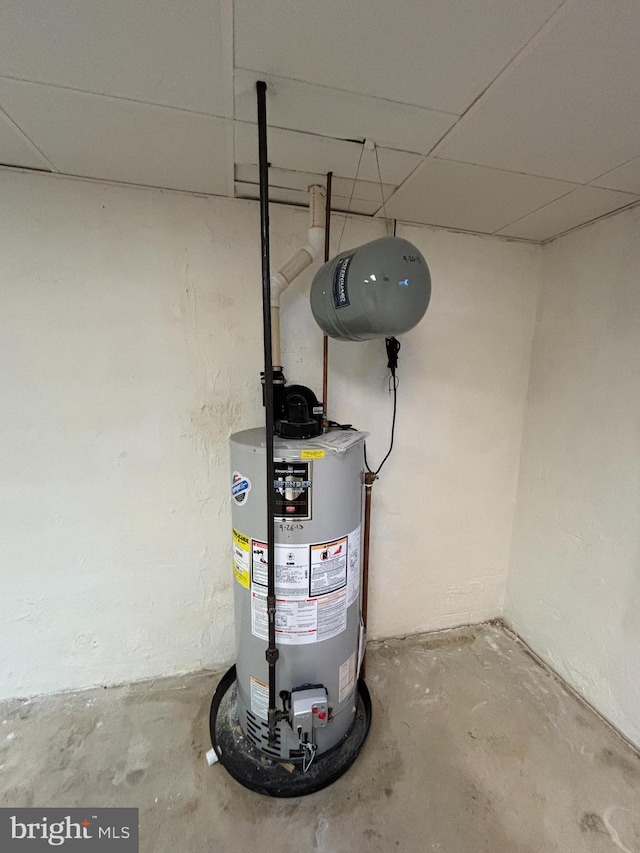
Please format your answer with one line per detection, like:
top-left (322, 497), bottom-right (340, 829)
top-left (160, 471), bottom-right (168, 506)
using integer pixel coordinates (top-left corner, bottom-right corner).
top-left (256, 80), bottom-right (280, 743)
top-left (323, 172), bottom-right (332, 262)
top-left (322, 172), bottom-right (332, 428)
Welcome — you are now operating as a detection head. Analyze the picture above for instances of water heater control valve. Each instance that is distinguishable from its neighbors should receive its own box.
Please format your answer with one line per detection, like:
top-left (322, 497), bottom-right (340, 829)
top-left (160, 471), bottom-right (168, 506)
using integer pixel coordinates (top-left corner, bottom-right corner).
top-left (290, 686), bottom-right (329, 742)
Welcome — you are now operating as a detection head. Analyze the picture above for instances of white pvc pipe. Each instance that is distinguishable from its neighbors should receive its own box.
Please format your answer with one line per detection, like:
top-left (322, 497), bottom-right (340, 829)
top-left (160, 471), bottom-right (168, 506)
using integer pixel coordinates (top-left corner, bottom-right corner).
top-left (270, 192), bottom-right (325, 306)
top-left (270, 184), bottom-right (326, 366)
top-left (205, 747), bottom-right (220, 766)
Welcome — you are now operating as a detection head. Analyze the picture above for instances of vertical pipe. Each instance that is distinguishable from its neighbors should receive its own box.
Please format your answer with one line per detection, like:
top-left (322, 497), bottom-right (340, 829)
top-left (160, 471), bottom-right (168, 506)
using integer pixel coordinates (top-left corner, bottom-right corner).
top-left (360, 472), bottom-right (375, 679)
top-left (323, 172), bottom-right (332, 261)
top-left (256, 80), bottom-right (280, 743)
top-left (322, 172), bottom-right (333, 428)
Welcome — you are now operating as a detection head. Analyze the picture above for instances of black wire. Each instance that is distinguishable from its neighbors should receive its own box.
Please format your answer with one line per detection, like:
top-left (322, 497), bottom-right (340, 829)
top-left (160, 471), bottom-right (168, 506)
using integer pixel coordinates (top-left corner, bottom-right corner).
top-left (365, 337), bottom-right (401, 477)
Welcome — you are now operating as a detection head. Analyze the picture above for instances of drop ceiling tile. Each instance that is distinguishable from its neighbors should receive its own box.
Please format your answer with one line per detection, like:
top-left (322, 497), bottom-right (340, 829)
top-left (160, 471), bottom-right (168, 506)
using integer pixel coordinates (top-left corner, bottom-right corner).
top-left (234, 71), bottom-right (456, 154)
top-left (234, 0), bottom-right (563, 114)
top-left (497, 186), bottom-right (639, 241)
top-left (0, 79), bottom-right (229, 194)
top-left (0, 108), bottom-right (51, 170)
top-left (362, 147), bottom-right (422, 189)
top-left (234, 123), bottom-right (421, 186)
top-left (383, 157), bottom-right (574, 234)
top-left (434, 1), bottom-right (640, 183)
top-left (591, 157), bottom-right (640, 195)
top-left (0, 0), bottom-right (228, 116)
top-left (234, 182), bottom-right (380, 216)
top-left (235, 164), bottom-right (395, 203)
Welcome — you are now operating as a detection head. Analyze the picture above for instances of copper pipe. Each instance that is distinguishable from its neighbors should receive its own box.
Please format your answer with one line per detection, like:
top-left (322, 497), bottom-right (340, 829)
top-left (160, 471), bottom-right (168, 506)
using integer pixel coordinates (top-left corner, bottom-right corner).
top-left (360, 471), bottom-right (376, 678)
top-left (322, 172), bottom-right (332, 428)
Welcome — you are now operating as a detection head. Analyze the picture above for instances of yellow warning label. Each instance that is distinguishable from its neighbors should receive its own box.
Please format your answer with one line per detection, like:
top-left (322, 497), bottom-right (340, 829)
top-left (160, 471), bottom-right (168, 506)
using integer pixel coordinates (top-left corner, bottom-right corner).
top-left (233, 528), bottom-right (250, 548)
top-left (232, 527), bottom-right (250, 589)
top-left (301, 449), bottom-right (325, 459)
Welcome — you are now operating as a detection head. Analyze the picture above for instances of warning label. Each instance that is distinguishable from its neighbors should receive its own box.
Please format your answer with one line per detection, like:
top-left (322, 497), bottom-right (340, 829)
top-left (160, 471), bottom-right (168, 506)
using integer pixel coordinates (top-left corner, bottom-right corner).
top-left (250, 676), bottom-right (269, 719)
top-left (346, 524), bottom-right (361, 606)
top-left (301, 449), bottom-right (325, 459)
top-left (232, 528), bottom-right (250, 589)
top-left (251, 541), bottom-right (310, 599)
top-left (310, 537), bottom-right (347, 596)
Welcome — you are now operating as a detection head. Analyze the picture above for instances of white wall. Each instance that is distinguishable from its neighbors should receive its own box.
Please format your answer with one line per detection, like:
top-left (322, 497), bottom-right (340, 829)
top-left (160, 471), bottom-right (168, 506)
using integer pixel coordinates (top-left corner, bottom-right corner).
top-left (0, 169), bottom-right (539, 699)
top-left (506, 204), bottom-right (640, 748)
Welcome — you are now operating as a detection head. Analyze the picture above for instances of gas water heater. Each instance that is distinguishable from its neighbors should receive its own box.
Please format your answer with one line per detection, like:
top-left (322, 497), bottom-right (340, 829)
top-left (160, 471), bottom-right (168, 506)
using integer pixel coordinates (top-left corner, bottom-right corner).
top-left (208, 82), bottom-right (431, 797)
top-left (230, 427), bottom-right (365, 762)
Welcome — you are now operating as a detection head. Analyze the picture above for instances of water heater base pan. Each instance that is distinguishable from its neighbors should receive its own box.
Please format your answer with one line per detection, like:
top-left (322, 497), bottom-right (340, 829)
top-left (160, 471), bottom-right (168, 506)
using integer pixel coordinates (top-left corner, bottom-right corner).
top-left (209, 665), bottom-right (372, 797)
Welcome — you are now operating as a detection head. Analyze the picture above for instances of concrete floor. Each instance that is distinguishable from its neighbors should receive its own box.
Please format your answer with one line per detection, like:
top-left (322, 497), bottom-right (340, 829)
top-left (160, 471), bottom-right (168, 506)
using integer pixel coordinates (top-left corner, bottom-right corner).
top-left (1, 624), bottom-right (639, 852)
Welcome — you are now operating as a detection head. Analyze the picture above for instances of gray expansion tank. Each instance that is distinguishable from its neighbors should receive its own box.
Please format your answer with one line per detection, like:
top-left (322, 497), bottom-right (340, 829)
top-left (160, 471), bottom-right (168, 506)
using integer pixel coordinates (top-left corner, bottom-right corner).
top-left (310, 236), bottom-right (431, 341)
top-left (230, 427), bottom-right (365, 760)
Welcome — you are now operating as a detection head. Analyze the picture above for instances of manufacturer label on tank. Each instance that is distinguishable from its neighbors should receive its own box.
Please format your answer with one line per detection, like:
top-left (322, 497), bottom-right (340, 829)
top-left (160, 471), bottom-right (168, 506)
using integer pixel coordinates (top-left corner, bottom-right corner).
top-left (333, 254), bottom-right (353, 309)
top-left (273, 461), bottom-right (311, 520)
top-left (231, 471), bottom-right (251, 505)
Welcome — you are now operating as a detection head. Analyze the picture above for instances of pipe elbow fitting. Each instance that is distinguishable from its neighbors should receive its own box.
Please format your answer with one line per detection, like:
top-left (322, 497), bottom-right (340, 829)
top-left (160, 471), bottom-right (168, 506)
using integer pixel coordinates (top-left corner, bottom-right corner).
top-left (306, 226), bottom-right (325, 260)
top-left (270, 271), bottom-right (288, 306)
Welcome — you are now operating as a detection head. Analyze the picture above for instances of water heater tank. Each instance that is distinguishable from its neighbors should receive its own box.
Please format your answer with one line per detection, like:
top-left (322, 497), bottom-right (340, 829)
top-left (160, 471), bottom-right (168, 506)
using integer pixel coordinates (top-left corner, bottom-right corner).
top-left (230, 428), bottom-right (365, 760)
top-left (310, 236), bottom-right (431, 341)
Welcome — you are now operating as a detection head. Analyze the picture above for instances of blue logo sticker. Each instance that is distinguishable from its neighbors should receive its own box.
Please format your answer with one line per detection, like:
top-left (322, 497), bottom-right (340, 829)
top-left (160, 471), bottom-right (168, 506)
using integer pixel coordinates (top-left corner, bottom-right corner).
top-left (231, 471), bottom-right (251, 505)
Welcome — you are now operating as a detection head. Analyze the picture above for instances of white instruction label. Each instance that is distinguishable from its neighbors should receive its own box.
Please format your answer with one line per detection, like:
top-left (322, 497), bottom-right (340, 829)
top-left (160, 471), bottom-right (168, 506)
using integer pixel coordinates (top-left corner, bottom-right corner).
top-left (346, 524), bottom-right (361, 607)
top-left (249, 529), bottom-right (360, 645)
top-left (250, 676), bottom-right (269, 720)
top-left (251, 590), bottom-right (318, 645)
top-left (310, 537), bottom-right (347, 596)
top-left (251, 591), bottom-right (269, 641)
top-left (315, 431), bottom-right (364, 451)
top-left (275, 599), bottom-right (318, 644)
top-left (317, 588), bottom-right (347, 640)
top-left (339, 652), bottom-right (357, 703)
top-left (251, 540), bottom-right (310, 599)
